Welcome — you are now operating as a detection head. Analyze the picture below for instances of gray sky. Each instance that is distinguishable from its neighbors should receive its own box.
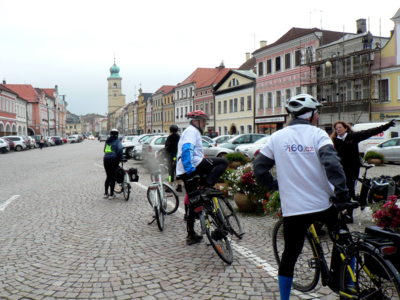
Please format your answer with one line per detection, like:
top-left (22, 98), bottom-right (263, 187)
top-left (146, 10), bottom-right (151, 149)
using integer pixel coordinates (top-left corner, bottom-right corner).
top-left (1, 0), bottom-right (399, 116)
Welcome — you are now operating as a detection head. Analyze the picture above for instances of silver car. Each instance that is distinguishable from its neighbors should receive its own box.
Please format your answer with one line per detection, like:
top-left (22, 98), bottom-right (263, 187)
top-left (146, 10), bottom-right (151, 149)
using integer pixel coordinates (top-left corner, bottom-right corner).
top-left (235, 135), bottom-right (271, 160)
top-left (212, 135), bottom-right (233, 146)
top-left (366, 137), bottom-right (400, 163)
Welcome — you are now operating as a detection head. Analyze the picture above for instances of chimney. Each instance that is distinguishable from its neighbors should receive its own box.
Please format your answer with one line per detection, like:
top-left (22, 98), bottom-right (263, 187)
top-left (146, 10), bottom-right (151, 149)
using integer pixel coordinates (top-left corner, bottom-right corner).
top-left (55, 84), bottom-right (58, 92)
top-left (260, 40), bottom-right (267, 48)
top-left (2, 79), bottom-right (6, 84)
top-left (245, 52), bottom-right (250, 61)
top-left (356, 19), bottom-right (367, 34)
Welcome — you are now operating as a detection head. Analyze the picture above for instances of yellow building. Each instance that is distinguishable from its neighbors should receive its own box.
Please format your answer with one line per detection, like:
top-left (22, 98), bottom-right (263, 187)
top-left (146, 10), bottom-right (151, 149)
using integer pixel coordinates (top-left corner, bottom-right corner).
top-left (137, 88), bottom-right (152, 134)
top-left (214, 70), bottom-right (256, 135)
top-left (163, 86), bottom-right (175, 133)
top-left (371, 8), bottom-right (400, 122)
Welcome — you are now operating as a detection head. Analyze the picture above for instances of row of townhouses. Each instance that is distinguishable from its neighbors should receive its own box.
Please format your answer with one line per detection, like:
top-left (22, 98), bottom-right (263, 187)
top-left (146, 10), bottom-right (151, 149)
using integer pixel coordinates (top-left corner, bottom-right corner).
top-left (0, 83), bottom-right (67, 137)
top-left (64, 113), bottom-right (108, 136)
top-left (107, 9), bottom-right (400, 136)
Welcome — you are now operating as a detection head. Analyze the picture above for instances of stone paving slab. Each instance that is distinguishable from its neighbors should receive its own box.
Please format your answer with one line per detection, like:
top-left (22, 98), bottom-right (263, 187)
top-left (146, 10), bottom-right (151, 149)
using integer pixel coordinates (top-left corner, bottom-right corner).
top-left (0, 141), bottom-right (399, 299)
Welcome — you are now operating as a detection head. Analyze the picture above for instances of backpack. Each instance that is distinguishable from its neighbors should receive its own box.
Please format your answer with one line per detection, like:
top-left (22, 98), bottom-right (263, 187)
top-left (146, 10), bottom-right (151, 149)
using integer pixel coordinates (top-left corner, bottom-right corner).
top-left (369, 176), bottom-right (396, 203)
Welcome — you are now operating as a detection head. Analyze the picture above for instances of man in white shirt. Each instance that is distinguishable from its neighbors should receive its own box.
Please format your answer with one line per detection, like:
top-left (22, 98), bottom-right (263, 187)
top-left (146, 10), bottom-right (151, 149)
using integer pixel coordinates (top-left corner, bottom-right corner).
top-left (253, 94), bottom-right (350, 300)
top-left (176, 110), bottom-right (228, 245)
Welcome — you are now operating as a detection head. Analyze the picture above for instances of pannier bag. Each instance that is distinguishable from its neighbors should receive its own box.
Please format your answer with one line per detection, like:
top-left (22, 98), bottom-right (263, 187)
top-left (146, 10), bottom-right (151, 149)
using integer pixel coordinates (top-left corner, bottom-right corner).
top-left (116, 166), bottom-right (125, 184)
top-left (128, 168), bottom-right (139, 182)
top-left (369, 176), bottom-right (396, 203)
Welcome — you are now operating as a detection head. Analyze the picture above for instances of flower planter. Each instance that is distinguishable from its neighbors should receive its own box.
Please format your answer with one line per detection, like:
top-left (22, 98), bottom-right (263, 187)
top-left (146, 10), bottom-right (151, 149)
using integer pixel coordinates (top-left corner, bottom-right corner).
top-left (367, 158), bottom-right (383, 165)
top-left (228, 161), bottom-right (242, 169)
top-left (214, 182), bottom-right (229, 197)
top-left (234, 192), bottom-right (257, 213)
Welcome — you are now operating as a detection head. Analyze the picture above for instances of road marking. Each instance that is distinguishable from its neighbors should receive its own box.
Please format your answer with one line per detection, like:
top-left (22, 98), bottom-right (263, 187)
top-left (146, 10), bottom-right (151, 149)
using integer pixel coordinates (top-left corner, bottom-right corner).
top-left (0, 195), bottom-right (20, 211)
top-left (132, 181), bottom-right (323, 299)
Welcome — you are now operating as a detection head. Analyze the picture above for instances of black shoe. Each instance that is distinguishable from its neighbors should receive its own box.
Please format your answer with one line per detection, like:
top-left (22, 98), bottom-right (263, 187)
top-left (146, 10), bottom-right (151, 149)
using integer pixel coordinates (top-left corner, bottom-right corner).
top-left (186, 232), bottom-right (203, 245)
top-left (176, 184), bottom-right (182, 193)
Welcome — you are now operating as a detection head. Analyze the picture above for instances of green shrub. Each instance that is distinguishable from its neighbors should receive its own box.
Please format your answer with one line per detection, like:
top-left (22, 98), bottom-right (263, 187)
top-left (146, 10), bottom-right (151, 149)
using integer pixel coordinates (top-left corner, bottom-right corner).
top-left (225, 152), bottom-right (247, 164)
top-left (364, 151), bottom-right (384, 161)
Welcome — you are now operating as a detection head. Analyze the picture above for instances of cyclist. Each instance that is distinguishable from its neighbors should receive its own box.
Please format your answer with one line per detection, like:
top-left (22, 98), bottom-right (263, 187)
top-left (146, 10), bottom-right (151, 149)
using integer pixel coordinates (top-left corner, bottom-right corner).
top-left (176, 110), bottom-right (228, 245)
top-left (164, 124), bottom-right (182, 192)
top-left (253, 94), bottom-right (350, 300)
top-left (103, 128), bottom-right (123, 199)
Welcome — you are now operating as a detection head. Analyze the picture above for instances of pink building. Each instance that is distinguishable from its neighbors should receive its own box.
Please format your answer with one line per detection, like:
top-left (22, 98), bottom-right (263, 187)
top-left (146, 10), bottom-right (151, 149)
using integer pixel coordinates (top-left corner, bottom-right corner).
top-left (0, 84), bottom-right (18, 135)
top-left (252, 28), bottom-right (344, 134)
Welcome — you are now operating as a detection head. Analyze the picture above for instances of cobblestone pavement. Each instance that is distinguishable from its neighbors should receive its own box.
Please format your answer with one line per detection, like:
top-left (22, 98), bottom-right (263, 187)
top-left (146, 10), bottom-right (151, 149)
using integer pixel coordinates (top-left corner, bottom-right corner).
top-left (0, 142), bottom-right (399, 300)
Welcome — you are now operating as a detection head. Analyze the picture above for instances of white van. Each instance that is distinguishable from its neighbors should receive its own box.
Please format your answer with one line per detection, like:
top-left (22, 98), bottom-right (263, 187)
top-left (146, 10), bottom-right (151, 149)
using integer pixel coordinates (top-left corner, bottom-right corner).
top-left (353, 121), bottom-right (400, 154)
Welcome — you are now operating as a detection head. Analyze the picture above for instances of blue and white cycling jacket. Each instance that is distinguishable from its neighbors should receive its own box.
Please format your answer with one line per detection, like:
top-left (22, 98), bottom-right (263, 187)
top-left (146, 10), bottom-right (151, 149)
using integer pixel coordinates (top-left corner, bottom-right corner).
top-left (176, 125), bottom-right (204, 176)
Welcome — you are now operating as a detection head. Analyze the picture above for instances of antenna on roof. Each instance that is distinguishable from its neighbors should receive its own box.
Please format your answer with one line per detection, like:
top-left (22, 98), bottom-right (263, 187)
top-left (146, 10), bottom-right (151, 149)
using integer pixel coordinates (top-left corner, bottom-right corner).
top-left (113, 53), bottom-right (116, 64)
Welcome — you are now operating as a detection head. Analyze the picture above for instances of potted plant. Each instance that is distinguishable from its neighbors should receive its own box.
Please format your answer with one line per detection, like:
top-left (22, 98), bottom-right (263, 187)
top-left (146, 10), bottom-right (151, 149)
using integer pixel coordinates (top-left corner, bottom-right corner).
top-left (225, 152), bottom-right (248, 169)
top-left (372, 195), bottom-right (400, 233)
top-left (364, 151), bottom-right (384, 165)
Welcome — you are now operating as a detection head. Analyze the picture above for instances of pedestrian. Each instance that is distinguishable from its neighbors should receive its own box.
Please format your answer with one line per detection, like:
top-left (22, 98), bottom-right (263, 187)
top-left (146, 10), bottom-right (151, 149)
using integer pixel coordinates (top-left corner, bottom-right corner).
top-left (164, 124), bottom-right (182, 192)
top-left (176, 110), bottom-right (228, 245)
top-left (39, 136), bottom-right (44, 149)
top-left (103, 128), bottom-right (123, 199)
top-left (330, 119), bottom-right (395, 204)
top-left (253, 94), bottom-right (350, 300)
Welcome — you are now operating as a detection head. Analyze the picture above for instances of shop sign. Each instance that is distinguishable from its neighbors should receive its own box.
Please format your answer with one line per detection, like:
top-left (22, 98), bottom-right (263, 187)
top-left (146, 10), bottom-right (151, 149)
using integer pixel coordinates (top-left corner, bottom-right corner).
top-left (255, 116), bottom-right (285, 124)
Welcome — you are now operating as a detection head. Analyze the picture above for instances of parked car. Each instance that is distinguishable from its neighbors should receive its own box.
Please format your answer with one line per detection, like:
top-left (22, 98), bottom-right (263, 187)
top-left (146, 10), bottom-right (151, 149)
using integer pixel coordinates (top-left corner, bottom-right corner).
top-left (0, 138), bottom-right (10, 153)
top-left (27, 136), bottom-right (38, 148)
top-left (67, 135), bottom-right (80, 143)
top-left (51, 136), bottom-right (63, 145)
top-left (128, 134), bottom-right (161, 160)
top-left (2, 137), bottom-right (15, 150)
top-left (365, 137), bottom-right (400, 163)
top-left (218, 134), bottom-right (266, 150)
top-left (143, 135), bottom-right (233, 162)
top-left (212, 135), bottom-right (233, 146)
top-left (235, 135), bottom-right (271, 160)
top-left (98, 134), bottom-right (108, 142)
top-left (202, 135), bottom-right (217, 147)
top-left (21, 135), bottom-right (34, 149)
top-left (3, 135), bottom-right (28, 151)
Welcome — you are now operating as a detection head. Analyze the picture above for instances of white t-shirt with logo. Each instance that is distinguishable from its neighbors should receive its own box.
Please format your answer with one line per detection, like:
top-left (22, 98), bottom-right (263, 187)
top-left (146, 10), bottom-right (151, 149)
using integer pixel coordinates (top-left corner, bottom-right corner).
top-left (176, 125), bottom-right (204, 176)
top-left (260, 124), bottom-right (334, 217)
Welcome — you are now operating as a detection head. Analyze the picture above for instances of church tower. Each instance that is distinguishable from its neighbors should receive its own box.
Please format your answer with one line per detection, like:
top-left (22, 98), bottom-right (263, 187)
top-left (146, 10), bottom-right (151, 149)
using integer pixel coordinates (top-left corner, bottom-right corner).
top-left (107, 59), bottom-right (126, 114)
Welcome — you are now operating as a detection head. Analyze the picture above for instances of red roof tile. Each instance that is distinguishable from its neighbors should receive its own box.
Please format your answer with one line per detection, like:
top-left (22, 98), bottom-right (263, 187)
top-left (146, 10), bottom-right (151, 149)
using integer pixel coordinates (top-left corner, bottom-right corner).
top-left (253, 27), bottom-right (346, 55)
top-left (178, 67), bottom-right (235, 89)
top-left (42, 88), bottom-right (55, 99)
top-left (196, 68), bottom-right (234, 88)
top-left (0, 84), bottom-right (19, 96)
top-left (154, 85), bottom-right (175, 95)
top-left (3, 84), bottom-right (39, 102)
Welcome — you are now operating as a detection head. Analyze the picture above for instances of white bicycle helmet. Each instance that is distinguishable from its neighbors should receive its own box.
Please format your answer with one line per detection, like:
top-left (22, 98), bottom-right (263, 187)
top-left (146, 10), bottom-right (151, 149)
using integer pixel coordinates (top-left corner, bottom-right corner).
top-left (285, 94), bottom-right (322, 116)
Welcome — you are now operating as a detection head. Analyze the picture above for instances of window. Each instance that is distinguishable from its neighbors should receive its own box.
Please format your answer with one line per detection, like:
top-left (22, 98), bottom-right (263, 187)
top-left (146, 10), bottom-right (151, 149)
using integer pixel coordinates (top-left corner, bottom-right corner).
top-left (305, 47), bottom-right (313, 63)
top-left (205, 103), bottom-right (209, 114)
top-left (295, 50), bottom-right (301, 66)
top-left (195, 105), bottom-right (199, 110)
top-left (228, 78), bottom-right (239, 87)
top-left (247, 125), bottom-right (252, 133)
top-left (285, 89), bottom-right (291, 101)
top-left (296, 87), bottom-right (301, 95)
top-left (267, 59), bottom-right (272, 74)
top-left (240, 97), bottom-right (244, 111)
top-left (223, 100), bottom-right (227, 113)
top-left (247, 96), bottom-right (252, 110)
top-left (276, 91), bottom-right (282, 107)
top-left (378, 79), bottom-right (389, 101)
top-left (210, 103), bottom-right (213, 116)
top-left (218, 127), bottom-right (221, 135)
top-left (259, 94), bottom-right (264, 109)
top-left (218, 102), bottom-right (221, 114)
top-left (275, 57), bottom-right (281, 72)
top-left (229, 99), bottom-right (233, 112)
top-left (224, 126), bottom-right (228, 135)
top-left (234, 98), bottom-right (238, 112)
top-left (240, 126), bottom-right (244, 134)
top-left (267, 92), bottom-right (272, 108)
top-left (258, 62), bottom-right (264, 76)
top-left (180, 107), bottom-right (183, 118)
top-left (285, 53), bottom-right (291, 69)
top-left (185, 107), bottom-right (188, 115)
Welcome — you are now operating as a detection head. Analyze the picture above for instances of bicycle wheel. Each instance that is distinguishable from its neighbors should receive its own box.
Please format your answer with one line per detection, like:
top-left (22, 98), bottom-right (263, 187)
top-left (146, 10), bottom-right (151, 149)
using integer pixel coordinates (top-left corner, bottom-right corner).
top-left (339, 244), bottom-right (400, 299)
top-left (153, 188), bottom-right (164, 231)
top-left (162, 183), bottom-right (179, 215)
top-left (219, 197), bottom-right (244, 239)
top-left (199, 209), bottom-right (233, 265)
top-left (122, 175), bottom-right (131, 201)
top-left (272, 218), bottom-right (320, 292)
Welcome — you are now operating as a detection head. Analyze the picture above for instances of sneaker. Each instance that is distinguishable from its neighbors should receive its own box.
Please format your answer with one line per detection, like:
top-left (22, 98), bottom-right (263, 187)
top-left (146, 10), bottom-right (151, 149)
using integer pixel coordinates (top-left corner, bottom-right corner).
top-left (109, 194), bottom-right (116, 199)
top-left (103, 194), bottom-right (109, 199)
top-left (176, 184), bottom-right (183, 193)
top-left (186, 232), bottom-right (203, 245)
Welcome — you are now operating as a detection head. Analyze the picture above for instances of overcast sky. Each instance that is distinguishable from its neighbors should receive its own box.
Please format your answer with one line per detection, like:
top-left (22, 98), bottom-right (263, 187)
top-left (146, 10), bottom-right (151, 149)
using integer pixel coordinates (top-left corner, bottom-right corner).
top-left (1, 1), bottom-right (399, 116)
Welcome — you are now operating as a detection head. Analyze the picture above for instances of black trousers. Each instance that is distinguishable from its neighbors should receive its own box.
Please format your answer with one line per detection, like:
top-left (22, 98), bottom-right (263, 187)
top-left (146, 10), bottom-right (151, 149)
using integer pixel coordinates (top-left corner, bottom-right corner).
top-left (103, 156), bottom-right (119, 196)
top-left (183, 157), bottom-right (228, 233)
top-left (279, 206), bottom-right (340, 278)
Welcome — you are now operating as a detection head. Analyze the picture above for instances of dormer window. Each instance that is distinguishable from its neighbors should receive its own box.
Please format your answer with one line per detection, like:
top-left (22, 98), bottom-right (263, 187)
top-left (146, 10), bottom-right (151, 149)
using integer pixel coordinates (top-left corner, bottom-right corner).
top-left (228, 78), bottom-right (239, 87)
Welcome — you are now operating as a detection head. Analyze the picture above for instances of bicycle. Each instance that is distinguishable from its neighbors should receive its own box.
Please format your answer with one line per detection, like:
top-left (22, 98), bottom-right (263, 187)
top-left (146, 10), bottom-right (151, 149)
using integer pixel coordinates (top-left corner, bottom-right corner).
top-left (114, 158), bottom-right (132, 201)
top-left (272, 202), bottom-right (400, 299)
top-left (147, 162), bottom-right (179, 231)
top-left (185, 175), bottom-right (244, 265)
